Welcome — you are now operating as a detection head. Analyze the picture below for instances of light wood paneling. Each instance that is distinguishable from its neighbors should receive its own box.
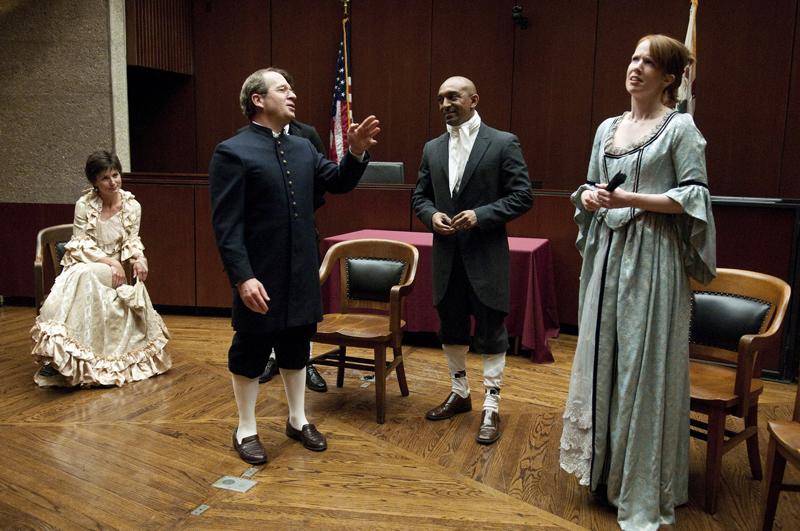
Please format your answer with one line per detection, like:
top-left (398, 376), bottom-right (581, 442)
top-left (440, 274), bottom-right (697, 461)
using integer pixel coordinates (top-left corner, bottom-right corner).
top-left (2, 306), bottom-right (798, 529)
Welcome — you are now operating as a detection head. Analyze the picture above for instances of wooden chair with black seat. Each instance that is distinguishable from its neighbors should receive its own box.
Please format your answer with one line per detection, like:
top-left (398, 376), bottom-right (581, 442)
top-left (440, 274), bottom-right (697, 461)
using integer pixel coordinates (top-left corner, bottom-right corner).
top-left (311, 238), bottom-right (418, 424)
top-left (759, 374), bottom-right (800, 530)
top-left (688, 268), bottom-right (791, 514)
top-left (34, 223), bottom-right (74, 313)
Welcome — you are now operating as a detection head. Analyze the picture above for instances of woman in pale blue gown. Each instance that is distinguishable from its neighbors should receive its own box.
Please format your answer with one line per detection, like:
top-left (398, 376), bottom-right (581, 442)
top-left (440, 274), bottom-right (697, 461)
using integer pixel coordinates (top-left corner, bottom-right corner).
top-left (559, 35), bottom-right (716, 530)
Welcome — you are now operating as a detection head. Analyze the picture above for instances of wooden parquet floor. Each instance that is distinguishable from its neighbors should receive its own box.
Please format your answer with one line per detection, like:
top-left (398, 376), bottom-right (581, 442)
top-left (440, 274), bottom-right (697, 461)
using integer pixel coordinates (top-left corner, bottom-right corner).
top-left (1, 305), bottom-right (798, 530)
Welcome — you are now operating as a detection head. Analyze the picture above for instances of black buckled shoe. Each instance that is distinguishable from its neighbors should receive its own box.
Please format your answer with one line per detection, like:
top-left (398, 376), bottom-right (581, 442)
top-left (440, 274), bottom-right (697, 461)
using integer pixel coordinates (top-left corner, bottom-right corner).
top-left (285, 420), bottom-right (327, 451)
top-left (476, 410), bottom-right (501, 445)
top-left (258, 357), bottom-right (279, 384)
top-left (305, 364), bottom-right (327, 392)
top-left (232, 428), bottom-right (267, 465)
top-left (425, 392), bottom-right (472, 420)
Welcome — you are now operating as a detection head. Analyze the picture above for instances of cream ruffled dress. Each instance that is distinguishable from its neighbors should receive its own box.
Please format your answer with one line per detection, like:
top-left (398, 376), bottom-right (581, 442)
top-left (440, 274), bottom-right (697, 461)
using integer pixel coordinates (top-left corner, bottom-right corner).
top-left (31, 190), bottom-right (171, 387)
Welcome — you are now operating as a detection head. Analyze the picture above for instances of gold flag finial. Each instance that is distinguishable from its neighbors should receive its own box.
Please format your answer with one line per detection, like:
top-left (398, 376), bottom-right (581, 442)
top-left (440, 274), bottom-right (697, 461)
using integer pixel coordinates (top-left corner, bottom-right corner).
top-left (342, 0), bottom-right (350, 16)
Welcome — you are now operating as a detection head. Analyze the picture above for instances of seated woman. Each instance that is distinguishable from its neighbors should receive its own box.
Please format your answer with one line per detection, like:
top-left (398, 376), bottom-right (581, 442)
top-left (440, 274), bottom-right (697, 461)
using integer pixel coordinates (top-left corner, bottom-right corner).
top-left (31, 150), bottom-right (171, 387)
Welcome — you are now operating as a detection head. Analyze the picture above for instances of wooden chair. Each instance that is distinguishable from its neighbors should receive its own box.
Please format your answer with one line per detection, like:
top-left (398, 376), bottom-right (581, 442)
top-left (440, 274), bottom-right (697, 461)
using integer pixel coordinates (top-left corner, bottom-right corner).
top-left (759, 377), bottom-right (800, 530)
top-left (312, 238), bottom-right (418, 424)
top-left (689, 268), bottom-right (791, 513)
top-left (34, 224), bottom-right (73, 313)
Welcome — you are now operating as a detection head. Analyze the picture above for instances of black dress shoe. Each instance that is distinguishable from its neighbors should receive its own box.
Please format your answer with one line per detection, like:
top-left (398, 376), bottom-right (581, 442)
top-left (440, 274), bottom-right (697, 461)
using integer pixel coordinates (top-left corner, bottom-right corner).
top-left (258, 357), bottom-right (279, 384)
top-left (232, 428), bottom-right (267, 464)
top-left (425, 392), bottom-right (472, 420)
top-left (305, 364), bottom-right (327, 392)
top-left (285, 420), bottom-right (327, 451)
top-left (476, 410), bottom-right (501, 445)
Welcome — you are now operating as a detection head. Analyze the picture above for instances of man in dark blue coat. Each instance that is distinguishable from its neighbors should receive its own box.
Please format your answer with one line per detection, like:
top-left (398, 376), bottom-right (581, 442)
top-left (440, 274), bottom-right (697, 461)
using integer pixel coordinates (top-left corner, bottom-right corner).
top-left (412, 76), bottom-right (532, 445)
top-left (245, 69), bottom-right (331, 393)
top-left (209, 68), bottom-right (380, 464)
top-left (257, 116), bottom-right (332, 392)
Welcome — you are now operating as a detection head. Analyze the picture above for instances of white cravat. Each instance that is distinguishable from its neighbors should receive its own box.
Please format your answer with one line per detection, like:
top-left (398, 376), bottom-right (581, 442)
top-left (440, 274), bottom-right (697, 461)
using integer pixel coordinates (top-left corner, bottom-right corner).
top-left (447, 112), bottom-right (481, 196)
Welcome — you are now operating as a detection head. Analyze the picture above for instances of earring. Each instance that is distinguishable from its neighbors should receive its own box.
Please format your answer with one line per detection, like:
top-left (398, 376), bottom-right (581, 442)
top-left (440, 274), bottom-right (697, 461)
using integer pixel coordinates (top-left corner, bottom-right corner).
top-left (93, 186), bottom-right (99, 193)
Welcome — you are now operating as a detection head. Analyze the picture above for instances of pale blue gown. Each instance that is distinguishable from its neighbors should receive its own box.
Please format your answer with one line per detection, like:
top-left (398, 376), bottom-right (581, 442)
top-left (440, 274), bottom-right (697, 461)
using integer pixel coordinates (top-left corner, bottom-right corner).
top-left (560, 111), bottom-right (716, 530)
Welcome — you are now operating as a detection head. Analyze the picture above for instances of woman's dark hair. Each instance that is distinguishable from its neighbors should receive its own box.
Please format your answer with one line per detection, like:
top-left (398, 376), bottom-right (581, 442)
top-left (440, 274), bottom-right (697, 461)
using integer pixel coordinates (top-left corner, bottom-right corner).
top-left (84, 150), bottom-right (122, 184)
top-left (638, 34), bottom-right (694, 107)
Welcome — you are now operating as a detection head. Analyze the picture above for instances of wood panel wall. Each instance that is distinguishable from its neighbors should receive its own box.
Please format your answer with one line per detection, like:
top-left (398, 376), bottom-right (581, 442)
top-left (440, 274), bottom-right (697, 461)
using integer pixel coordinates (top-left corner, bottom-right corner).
top-left (3, 0), bottom-right (800, 374)
top-left (124, 181), bottom-right (196, 306)
top-left (0, 204), bottom-right (74, 301)
top-left (781, 0), bottom-right (800, 198)
top-left (511, 2), bottom-right (597, 189)
top-left (126, 0), bottom-right (193, 74)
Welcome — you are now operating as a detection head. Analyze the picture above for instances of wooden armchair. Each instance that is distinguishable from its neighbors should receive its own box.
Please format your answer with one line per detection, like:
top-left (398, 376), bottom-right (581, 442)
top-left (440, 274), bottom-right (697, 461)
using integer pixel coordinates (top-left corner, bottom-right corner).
top-left (312, 238), bottom-right (418, 423)
top-left (34, 224), bottom-right (73, 312)
top-left (689, 268), bottom-right (791, 513)
top-left (759, 377), bottom-right (800, 530)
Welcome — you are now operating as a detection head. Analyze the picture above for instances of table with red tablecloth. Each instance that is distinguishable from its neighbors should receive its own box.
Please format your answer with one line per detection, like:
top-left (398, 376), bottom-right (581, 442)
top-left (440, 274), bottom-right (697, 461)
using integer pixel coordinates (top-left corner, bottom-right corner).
top-left (320, 229), bottom-right (559, 363)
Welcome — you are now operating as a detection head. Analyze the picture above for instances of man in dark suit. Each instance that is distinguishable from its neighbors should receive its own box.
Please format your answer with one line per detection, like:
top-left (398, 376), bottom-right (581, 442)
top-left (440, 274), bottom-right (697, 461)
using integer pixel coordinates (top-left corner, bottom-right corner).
top-left (210, 68), bottom-right (380, 464)
top-left (252, 68), bottom-right (329, 393)
top-left (412, 76), bottom-right (532, 445)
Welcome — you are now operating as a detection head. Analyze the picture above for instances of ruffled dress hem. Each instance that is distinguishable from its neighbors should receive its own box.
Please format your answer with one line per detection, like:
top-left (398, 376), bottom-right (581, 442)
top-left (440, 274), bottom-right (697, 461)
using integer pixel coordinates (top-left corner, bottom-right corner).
top-left (31, 319), bottom-right (171, 388)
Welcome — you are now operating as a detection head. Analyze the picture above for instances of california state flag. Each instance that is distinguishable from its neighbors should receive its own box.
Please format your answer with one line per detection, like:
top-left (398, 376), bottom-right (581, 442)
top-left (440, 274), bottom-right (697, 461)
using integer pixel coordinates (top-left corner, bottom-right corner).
top-left (677, 0), bottom-right (698, 114)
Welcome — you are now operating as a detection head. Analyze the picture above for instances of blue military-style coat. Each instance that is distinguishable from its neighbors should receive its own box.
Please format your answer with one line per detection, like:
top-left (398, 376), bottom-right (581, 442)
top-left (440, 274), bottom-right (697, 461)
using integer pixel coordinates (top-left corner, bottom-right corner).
top-left (209, 122), bottom-right (367, 333)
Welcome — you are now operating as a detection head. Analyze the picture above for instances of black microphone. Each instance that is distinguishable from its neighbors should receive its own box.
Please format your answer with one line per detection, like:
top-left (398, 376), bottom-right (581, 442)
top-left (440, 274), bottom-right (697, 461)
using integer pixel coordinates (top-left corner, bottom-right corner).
top-left (605, 172), bottom-right (627, 192)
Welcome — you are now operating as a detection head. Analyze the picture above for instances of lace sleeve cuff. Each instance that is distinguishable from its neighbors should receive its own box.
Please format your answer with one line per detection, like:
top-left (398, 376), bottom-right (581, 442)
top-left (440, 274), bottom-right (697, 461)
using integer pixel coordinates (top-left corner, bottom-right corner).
top-left (121, 237), bottom-right (145, 263)
top-left (61, 236), bottom-right (106, 267)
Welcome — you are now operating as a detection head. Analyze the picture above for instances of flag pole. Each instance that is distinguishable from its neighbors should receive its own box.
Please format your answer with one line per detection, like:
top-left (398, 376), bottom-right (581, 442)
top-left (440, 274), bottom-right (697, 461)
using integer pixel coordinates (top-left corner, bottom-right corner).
top-left (329, 0), bottom-right (353, 161)
top-left (342, 2), bottom-right (352, 124)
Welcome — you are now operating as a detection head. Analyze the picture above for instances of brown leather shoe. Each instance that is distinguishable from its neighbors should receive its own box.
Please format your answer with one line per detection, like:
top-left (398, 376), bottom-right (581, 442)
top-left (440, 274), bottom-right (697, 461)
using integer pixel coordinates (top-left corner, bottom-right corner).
top-left (476, 410), bottom-right (501, 445)
top-left (232, 428), bottom-right (267, 465)
top-left (285, 420), bottom-right (327, 451)
top-left (425, 392), bottom-right (472, 420)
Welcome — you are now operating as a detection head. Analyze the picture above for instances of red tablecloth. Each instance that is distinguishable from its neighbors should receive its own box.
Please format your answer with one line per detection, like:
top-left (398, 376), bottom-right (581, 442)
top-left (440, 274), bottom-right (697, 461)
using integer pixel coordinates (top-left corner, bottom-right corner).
top-left (321, 229), bottom-right (559, 363)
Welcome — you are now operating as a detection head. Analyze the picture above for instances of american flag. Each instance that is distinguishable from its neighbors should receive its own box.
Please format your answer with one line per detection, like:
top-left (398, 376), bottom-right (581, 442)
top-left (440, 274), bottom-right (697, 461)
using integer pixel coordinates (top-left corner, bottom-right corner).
top-left (677, 0), bottom-right (698, 114)
top-left (328, 15), bottom-right (352, 163)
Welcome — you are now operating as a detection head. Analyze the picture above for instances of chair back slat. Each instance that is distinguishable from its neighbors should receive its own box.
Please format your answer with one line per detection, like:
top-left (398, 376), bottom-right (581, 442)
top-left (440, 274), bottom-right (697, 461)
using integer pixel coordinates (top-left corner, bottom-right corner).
top-left (34, 223), bottom-right (74, 311)
top-left (689, 268), bottom-right (790, 367)
top-left (329, 239), bottom-right (417, 314)
top-left (346, 257), bottom-right (405, 303)
top-left (37, 224), bottom-right (74, 274)
top-left (690, 292), bottom-right (771, 352)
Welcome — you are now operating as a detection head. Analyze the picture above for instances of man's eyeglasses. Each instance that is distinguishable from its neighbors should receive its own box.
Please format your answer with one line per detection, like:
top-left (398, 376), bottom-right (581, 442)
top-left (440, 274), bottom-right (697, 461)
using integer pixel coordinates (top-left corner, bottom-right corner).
top-left (257, 84), bottom-right (294, 96)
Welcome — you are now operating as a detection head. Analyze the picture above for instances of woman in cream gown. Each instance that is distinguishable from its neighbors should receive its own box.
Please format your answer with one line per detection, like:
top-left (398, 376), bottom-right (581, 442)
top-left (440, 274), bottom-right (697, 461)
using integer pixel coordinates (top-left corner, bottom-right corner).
top-left (559, 35), bottom-right (716, 530)
top-left (31, 150), bottom-right (171, 387)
